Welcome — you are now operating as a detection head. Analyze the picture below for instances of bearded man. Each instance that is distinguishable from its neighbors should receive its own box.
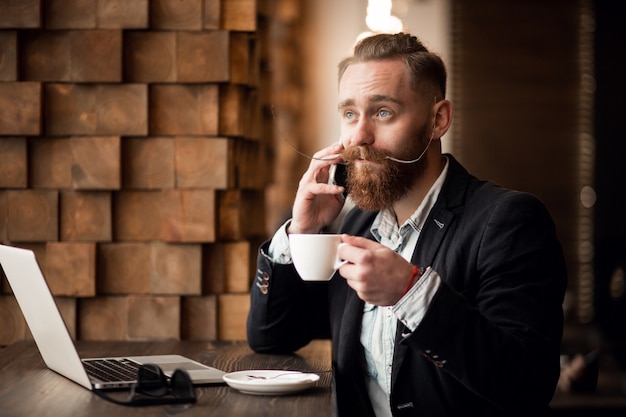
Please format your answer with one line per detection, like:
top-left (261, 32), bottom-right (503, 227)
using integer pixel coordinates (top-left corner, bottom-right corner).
top-left (247, 32), bottom-right (567, 417)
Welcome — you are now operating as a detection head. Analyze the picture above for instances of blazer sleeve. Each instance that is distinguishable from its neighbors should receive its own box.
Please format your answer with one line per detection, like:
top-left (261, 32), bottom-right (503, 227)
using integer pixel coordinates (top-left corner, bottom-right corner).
top-left (247, 240), bottom-right (331, 353)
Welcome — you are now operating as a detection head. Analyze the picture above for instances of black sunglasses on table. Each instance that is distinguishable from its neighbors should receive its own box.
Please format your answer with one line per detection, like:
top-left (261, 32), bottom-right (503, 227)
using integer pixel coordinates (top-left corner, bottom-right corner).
top-left (94, 363), bottom-right (197, 406)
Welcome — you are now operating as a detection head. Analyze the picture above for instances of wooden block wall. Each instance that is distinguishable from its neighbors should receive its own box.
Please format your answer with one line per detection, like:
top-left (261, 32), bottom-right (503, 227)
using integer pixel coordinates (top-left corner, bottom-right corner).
top-left (0, 0), bottom-right (270, 345)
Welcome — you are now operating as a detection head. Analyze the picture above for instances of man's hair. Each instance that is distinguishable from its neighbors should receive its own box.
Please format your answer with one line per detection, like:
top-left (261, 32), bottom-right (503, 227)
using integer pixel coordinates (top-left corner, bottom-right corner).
top-left (338, 32), bottom-right (447, 99)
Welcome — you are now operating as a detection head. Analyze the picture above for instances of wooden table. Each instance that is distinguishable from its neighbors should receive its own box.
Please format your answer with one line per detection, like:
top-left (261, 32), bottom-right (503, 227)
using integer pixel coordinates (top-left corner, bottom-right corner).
top-left (0, 339), bottom-right (334, 417)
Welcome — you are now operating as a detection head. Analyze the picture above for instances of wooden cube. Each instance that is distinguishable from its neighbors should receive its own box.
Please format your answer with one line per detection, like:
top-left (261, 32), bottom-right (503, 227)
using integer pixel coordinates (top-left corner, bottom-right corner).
top-left (160, 189), bottom-right (216, 242)
top-left (78, 296), bottom-right (128, 340)
top-left (78, 295), bottom-right (187, 341)
top-left (219, 84), bottom-right (247, 137)
top-left (0, 191), bottom-right (6, 241)
top-left (123, 137), bottom-right (175, 189)
top-left (0, 137), bottom-right (27, 188)
top-left (44, 83), bottom-right (94, 134)
top-left (45, 242), bottom-right (96, 297)
top-left (127, 296), bottom-right (180, 340)
top-left (21, 30), bottom-right (122, 82)
top-left (150, 242), bottom-right (202, 294)
top-left (97, 0), bottom-right (149, 29)
top-left (98, 242), bottom-right (202, 295)
top-left (7, 190), bottom-right (58, 242)
top-left (203, 0), bottom-right (221, 29)
top-left (177, 31), bottom-right (230, 82)
top-left (99, 243), bottom-right (151, 294)
top-left (124, 31), bottom-right (177, 82)
top-left (70, 136), bottom-right (121, 190)
top-left (222, 0), bottom-right (257, 32)
top-left (175, 137), bottom-right (231, 189)
top-left (218, 189), bottom-right (265, 240)
top-left (217, 293), bottom-right (250, 340)
top-left (151, 0), bottom-right (203, 30)
top-left (0, 0), bottom-right (41, 28)
top-left (57, 297), bottom-right (78, 340)
top-left (29, 137), bottom-right (73, 188)
top-left (0, 31), bottom-right (17, 80)
top-left (69, 30), bottom-right (122, 82)
top-left (242, 89), bottom-right (261, 139)
top-left (0, 296), bottom-right (32, 344)
top-left (203, 243), bottom-right (226, 294)
top-left (149, 84), bottom-right (218, 135)
top-left (230, 32), bottom-right (254, 85)
top-left (115, 190), bottom-right (215, 242)
top-left (203, 241), bottom-right (253, 294)
top-left (181, 295), bottom-right (217, 340)
top-left (236, 139), bottom-right (267, 189)
top-left (60, 191), bottom-right (112, 241)
top-left (45, 0), bottom-right (97, 29)
top-left (45, 83), bottom-right (147, 136)
top-left (0, 82), bottom-right (41, 135)
top-left (95, 84), bottom-right (148, 135)
top-left (113, 191), bottom-right (162, 240)
top-left (223, 241), bottom-right (253, 293)
top-left (20, 31), bottom-right (70, 81)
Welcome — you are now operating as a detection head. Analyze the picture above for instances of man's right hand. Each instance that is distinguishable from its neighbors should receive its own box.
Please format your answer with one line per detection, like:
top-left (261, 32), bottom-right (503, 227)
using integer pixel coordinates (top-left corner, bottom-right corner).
top-left (288, 143), bottom-right (346, 234)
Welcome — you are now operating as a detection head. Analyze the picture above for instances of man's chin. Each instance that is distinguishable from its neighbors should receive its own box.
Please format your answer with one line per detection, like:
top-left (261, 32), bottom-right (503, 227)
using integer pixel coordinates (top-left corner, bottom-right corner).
top-left (350, 198), bottom-right (385, 212)
top-left (348, 188), bottom-right (401, 212)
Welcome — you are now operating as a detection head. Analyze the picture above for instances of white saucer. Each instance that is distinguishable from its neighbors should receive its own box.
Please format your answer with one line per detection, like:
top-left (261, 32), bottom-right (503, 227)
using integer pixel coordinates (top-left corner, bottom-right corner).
top-left (222, 370), bottom-right (320, 395)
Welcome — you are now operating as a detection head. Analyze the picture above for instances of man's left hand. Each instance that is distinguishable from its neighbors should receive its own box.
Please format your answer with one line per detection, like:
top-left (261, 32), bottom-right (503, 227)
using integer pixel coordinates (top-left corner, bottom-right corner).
top-left (337, 235), bottom-right (417, 306)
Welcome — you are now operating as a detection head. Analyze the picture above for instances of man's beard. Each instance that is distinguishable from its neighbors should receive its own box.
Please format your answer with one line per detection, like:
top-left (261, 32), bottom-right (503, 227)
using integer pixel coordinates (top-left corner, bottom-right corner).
top-left (341, 143), bottom-right (427, 212)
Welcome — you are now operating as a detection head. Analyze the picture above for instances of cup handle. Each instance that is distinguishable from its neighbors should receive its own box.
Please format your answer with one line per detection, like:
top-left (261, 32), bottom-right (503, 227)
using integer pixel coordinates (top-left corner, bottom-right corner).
top-left (334, 259), bottom-right (348, 270)
top-left (334, 242), bottom-right (348, 270)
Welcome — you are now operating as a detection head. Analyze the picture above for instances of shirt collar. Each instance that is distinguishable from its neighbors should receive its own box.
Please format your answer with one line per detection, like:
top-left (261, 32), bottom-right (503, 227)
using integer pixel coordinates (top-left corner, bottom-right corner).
top-left (371, 157), bottom-right (449, 251)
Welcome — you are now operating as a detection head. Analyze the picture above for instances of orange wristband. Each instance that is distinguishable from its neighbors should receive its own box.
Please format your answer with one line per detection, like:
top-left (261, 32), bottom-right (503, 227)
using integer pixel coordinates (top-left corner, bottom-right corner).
top-left (402, 265), bottom-right (420, 297)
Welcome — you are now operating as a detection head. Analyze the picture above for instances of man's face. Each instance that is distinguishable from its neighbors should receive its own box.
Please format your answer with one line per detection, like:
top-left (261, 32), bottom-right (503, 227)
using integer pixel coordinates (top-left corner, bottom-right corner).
top-left (337, 59), bottom-right (433, 211)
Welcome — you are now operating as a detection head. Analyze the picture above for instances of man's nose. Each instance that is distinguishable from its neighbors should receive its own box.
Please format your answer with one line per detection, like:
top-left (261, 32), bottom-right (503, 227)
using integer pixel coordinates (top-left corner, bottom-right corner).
top-left (347, 119), bottom-right (374, 147)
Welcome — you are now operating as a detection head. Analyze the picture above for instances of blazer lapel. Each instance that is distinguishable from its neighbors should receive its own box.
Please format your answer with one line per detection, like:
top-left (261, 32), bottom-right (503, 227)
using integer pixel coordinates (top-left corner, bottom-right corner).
top-left (392, 155), bottom-right (468, 381)
top-left (392, 206), bottom-right (455, 383)
top-left (410, 207), bottom-right (454, 268)
top-left (409, 154), bottom-right (467, 269)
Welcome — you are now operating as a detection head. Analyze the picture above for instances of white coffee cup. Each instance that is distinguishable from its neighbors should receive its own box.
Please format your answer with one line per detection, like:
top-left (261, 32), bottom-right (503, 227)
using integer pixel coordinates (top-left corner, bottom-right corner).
top-left (289, 234), bottom-right (345, 281)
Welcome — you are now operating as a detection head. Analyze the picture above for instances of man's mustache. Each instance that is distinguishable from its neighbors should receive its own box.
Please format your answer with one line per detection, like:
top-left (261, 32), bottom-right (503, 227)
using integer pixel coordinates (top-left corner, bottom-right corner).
top-left (339, 146), bottom-right (389, 164)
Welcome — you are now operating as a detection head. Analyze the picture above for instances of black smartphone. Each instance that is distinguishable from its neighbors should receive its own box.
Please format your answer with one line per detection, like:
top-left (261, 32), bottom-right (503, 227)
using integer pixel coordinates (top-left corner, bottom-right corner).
top-left (329, 163), bottom-right (348, 198)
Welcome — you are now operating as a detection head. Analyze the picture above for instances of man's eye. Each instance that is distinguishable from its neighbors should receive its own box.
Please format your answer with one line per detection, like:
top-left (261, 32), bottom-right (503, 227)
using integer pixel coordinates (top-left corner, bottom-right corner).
top-left (345, 111), bottom-right (356, 120)
top-left (379, 109), bottom-right (391, 118)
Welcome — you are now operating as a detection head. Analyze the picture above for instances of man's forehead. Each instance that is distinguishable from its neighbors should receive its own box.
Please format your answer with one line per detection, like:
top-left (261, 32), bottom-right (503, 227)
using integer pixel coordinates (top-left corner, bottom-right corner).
top-left (338, 60), bottom-right (414, 104)
top-left (340, 60), bottom-right (408, 83)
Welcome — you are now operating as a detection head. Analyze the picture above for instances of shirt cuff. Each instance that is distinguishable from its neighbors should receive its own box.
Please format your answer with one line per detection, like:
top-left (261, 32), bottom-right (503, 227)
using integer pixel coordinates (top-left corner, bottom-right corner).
top-left (266, 219), bottom-right (293, 264)
top-left (392, 267), bottom-right (440, 332)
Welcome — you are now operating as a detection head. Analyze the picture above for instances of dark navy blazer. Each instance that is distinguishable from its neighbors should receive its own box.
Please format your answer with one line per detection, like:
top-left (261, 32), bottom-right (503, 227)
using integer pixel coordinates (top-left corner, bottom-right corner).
top-left (247, 154), bottom-right (567, 417)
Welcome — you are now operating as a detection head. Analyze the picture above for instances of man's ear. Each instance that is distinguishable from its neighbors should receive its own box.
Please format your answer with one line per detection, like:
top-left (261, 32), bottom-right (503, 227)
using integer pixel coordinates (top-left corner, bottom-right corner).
top-left (433, 99), bottom-right (453, 139)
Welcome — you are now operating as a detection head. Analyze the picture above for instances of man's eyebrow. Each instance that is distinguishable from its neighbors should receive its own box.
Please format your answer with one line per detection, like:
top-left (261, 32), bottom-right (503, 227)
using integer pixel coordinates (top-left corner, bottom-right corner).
top-left (337, 99), bottom-right (354, 110)
top-left (337, 95), bottom-right (401, 110)
top-left (370, 94), bottom-right (401, 104)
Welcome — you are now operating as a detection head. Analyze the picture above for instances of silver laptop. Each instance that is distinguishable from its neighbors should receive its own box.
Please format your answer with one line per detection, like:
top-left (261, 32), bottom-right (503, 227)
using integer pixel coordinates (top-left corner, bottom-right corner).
top-left (0, 243), bottom-right (226, 390)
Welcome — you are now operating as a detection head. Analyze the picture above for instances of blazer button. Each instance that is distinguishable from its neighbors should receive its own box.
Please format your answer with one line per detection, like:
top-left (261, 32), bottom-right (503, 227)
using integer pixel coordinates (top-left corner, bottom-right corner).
top-left (256, 270), bottom-right (270, 294)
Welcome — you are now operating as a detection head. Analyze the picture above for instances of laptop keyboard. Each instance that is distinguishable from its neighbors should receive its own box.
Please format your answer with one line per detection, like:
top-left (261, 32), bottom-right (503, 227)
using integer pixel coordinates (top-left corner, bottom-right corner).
top-left (82, 358), bottom-right (141, 382)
